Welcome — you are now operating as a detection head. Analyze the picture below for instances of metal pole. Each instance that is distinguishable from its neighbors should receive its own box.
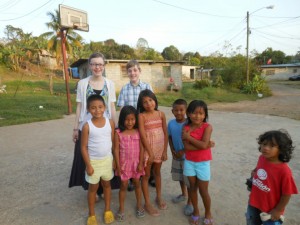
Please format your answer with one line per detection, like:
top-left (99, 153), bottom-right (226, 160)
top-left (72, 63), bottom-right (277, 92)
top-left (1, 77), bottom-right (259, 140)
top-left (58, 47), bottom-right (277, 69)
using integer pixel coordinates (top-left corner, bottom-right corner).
top-left (246, 11), bottom-right (250, 83)
top-left (61, 29), bottom-right (72, 115)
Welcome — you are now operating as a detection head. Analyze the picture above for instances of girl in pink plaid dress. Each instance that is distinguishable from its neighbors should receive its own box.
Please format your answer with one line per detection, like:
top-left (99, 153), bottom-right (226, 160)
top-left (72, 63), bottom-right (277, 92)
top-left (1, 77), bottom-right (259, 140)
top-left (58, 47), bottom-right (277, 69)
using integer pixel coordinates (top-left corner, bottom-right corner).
top-left (137, 89), bottom-right (168, 217)
top-left (114, 106), bottom-right (145, 222)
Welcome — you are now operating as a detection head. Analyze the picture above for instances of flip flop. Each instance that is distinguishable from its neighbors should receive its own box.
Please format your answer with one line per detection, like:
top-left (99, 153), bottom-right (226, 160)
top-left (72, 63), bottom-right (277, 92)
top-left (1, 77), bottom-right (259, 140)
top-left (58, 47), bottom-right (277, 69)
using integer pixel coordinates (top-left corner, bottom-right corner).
top-left (189, 215), bottom-right (200, 225)
top-left (104, 210), bottom-right (115, 224)
top-left (87, 215), bottom-right (98, 225)
top-left (203, 218), bottom-right (213, 225)
top-left (172, 194), bottom-right (187, 203)
top-left (116, 211), bottom-right (125, 222)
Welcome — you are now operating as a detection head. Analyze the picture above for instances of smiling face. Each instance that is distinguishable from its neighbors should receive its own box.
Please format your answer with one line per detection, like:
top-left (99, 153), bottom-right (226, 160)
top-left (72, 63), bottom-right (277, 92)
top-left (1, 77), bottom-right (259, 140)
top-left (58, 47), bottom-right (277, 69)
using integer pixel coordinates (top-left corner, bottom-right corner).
top-left (172, 104), bottom-right (186, 123)
top-left (127, 65), bottom-right (141, 85)
top-left (88, 99), bottom-right (106, 119)
top-left (124, 113), bottom-right (136, 130)
top-left (142, 96), bottom-right (156, 112)
top-left (188, 106), bottom-right (206, 126)
top-left (89, 57), bottom-right (105, 78)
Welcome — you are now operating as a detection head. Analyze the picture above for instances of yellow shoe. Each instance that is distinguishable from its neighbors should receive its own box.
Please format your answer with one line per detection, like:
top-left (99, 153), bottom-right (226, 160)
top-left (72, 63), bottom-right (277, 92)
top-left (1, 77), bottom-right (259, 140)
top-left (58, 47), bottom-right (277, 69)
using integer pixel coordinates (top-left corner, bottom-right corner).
top-left (104, 210), bottom-right (115, 224)
top-left (87, 215), bottom-right (98, 225)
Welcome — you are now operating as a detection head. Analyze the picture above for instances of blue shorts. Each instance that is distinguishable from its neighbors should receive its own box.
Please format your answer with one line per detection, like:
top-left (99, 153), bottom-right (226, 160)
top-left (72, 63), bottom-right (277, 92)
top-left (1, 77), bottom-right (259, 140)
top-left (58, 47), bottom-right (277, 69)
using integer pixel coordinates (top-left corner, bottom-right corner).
top-left (183, 159), bottom-right (210, 181)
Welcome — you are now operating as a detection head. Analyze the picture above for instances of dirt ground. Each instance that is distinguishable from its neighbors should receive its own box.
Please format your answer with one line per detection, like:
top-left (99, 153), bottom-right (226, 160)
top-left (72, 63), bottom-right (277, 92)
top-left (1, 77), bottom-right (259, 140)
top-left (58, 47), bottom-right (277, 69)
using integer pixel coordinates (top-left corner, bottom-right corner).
top-left (209, 81), bottom-right (300, 121)
top-left (0, 81), bottom-right (299, 225)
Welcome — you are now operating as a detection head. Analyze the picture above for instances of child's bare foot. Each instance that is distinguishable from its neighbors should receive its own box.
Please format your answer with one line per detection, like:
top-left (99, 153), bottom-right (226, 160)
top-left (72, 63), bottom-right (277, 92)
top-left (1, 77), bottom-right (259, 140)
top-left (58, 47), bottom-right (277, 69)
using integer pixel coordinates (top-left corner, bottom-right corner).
top-left (144, 204), bottom-right (160, 216)
top-left (155, 197), bottom-right (168, 210)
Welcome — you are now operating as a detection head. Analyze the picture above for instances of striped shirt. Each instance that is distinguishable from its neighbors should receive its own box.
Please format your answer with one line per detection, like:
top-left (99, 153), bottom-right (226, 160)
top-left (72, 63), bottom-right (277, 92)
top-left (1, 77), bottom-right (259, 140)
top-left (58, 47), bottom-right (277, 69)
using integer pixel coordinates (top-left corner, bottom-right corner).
top-left (117, 80), bottom-right (153, 109)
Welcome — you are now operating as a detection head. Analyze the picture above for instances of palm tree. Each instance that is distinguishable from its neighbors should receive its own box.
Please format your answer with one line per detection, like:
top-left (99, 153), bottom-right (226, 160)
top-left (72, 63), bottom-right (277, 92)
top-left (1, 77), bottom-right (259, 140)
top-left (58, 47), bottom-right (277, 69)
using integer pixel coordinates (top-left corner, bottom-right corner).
top-left (40, 10), bottom-right (83, 64)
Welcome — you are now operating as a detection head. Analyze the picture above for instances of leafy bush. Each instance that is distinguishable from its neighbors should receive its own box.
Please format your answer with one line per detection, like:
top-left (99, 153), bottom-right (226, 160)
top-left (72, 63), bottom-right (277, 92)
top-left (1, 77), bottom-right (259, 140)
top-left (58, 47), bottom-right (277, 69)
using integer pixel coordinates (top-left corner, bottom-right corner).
top-left (241, 74), bottom-right (270, 95)
top-left (193, 79), bottom-right (211, 89)
top-left (212, 75), bottom-right (224, 88)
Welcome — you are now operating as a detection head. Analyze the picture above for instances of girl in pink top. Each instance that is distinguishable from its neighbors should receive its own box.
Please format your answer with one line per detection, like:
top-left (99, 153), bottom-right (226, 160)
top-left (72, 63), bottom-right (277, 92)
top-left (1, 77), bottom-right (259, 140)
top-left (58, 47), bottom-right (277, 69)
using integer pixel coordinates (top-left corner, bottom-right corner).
top-left (137, 89), bottom-right (168, 216)
top-left (182, 100), bottom-right (214, 225)
top-left (114, 106), bottom-right (145, 222)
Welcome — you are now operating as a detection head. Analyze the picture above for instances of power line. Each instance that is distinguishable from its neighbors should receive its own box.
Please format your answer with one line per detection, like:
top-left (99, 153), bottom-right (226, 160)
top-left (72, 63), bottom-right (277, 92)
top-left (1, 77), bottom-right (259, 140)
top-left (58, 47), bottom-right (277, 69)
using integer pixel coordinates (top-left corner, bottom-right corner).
top-left (0, 0), bottom-right (52, 21)
top-left (151, 0), bottom-right (240, 18)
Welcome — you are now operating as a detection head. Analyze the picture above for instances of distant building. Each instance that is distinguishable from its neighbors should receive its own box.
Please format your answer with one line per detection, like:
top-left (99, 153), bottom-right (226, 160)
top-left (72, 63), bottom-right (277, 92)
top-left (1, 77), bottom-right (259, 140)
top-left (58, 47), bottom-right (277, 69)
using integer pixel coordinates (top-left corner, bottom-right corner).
top-left (261, 63), bottom-right (300, 80)
top-left (70, 59), bottom-right (184, 92)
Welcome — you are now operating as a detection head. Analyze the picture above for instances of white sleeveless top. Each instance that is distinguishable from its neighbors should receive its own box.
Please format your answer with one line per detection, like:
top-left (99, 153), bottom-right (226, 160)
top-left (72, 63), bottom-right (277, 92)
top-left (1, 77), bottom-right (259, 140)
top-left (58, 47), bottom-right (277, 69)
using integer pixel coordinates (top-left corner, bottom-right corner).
top-left (87, 118), bottom-right (112, 160)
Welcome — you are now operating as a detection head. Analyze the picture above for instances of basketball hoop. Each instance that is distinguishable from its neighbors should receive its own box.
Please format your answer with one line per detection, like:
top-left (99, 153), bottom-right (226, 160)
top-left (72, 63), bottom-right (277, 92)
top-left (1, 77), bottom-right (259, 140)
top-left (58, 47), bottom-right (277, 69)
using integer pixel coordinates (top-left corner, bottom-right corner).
top-left (73, 22), bottom-right (89, 32)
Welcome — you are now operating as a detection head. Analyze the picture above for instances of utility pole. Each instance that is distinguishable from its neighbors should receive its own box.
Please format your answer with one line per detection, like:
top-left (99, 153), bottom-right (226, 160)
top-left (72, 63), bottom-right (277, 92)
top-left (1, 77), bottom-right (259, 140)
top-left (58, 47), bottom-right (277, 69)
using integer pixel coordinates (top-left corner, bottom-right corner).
top-left (246, 11), bottom-right (250, 83)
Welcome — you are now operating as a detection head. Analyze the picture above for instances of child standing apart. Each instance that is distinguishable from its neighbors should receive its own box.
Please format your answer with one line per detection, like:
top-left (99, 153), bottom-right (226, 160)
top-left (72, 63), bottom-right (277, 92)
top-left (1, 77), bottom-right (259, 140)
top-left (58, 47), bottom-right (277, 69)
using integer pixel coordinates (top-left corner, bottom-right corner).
top-left (117, 59), bottom-right (153, 191)
top-left (182, 100), bottom-right (214, 225)
top-left (246, 130), bottom-right (298, 225)
top-left (137, 89), bottom-right (168, 216)
top-left (168, 99), bottom-right (193, 216)
top-left (114, 106), bottom-right (145, 221)
top-left (81, 95), bottom-right (115, 225)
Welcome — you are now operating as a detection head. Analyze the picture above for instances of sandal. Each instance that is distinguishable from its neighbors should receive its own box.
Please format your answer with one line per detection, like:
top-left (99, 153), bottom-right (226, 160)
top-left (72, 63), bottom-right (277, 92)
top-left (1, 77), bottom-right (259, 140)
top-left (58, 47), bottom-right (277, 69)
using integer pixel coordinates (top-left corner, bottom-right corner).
top-left (116, 211), bottom-right (125, 222)
top-left (172, 194), bottom-right (187, 203)
top-left (87, 215), bottom-right (98, 225)
top-left (189, 215), bottom-right (200, 225)
top-left (184, 204), bottom-right (194, 216)
top-left (136, 208), bottom-right (145, 218)
top-left (104, 210), bottom-right (115, 224)
top-left (203, 218), bottom-right (213, 225)
top-left (155, 198), bottom-right (168, 210)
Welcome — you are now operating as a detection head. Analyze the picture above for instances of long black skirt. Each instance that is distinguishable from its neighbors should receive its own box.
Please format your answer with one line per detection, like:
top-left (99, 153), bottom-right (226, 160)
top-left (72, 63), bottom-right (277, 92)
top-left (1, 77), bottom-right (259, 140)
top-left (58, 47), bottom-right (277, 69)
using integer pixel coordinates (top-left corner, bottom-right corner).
top-left (68, 131), bottom-right (120, 194)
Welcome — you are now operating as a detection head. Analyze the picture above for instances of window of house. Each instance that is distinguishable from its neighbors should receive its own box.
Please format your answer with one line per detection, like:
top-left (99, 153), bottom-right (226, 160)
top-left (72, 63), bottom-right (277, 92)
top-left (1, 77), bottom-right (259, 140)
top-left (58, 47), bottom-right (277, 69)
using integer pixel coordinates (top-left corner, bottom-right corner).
top-left (266, 70), bottom-right (275, 75)
top-left (120, 65), bottom-right (127, 77)
top-left (293, 69), bottom-right (297, 73)
top-left (163, 66), bottom-right (171, 78)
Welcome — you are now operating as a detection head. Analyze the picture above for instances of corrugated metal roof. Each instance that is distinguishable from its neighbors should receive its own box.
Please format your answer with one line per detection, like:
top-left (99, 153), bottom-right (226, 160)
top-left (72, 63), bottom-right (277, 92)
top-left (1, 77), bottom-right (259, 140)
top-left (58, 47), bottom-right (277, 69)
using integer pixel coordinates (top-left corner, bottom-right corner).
top-left (261, 63), bottom-right (300, 68)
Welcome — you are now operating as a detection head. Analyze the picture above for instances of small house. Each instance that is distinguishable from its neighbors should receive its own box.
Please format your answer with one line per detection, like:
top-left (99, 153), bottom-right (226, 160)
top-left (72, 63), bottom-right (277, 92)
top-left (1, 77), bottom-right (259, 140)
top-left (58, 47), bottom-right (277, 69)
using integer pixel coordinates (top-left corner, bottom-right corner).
top-left (261, 63), bottom-right (300, 80)
top-left (70, 59), bottom-right (184, 92)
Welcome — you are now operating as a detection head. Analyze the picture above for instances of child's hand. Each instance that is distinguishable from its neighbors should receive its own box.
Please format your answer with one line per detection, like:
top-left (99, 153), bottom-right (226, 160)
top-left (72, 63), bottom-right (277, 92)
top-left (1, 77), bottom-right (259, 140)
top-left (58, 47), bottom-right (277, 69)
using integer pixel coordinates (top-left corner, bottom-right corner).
top-left (182, 129), bottom-right (190, 142)
top-left (137, 163), bottom-right (143, 173)
top-left (86, 165), bottom-right (94, 176)
top-left (72, 130), bottom-right (79, 143)
top-left (116, 167), bottom-right (121, 177)
top-left (269, 209), bottom-right (282, 221)
top-left (148, 151), bottom-right (154, 164)
top-left (177, 150), bottom-right (185, 159)
top-left (161, 151), bottom-right (168, 161)
top-left (209, 140), bottom-right (215, 148)
top-left (112, 159), bottom-right (116, 170)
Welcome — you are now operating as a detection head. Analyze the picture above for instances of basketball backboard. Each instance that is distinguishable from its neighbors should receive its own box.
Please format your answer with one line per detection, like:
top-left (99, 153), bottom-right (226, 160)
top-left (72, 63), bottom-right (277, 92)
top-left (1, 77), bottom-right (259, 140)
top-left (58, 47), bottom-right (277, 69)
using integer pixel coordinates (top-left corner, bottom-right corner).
top-left (59, 4), bottom-right (89, 32)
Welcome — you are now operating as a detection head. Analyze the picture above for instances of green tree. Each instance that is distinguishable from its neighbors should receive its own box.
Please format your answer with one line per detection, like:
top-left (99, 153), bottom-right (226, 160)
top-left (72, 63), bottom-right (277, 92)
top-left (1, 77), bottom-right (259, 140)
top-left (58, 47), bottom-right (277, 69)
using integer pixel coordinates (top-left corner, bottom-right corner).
top-left (40, 10), bottom-right (83, 64)
top-left (161, 45), bottom-right (182, 60)
top-left (254, 47), bottom-right (286, 65)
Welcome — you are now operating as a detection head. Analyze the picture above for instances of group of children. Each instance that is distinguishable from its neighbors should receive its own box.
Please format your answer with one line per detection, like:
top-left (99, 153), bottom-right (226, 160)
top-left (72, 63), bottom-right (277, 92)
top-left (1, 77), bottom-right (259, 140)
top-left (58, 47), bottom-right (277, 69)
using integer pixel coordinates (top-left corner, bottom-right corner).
top-left (79, 58), bottom-right (298, 225)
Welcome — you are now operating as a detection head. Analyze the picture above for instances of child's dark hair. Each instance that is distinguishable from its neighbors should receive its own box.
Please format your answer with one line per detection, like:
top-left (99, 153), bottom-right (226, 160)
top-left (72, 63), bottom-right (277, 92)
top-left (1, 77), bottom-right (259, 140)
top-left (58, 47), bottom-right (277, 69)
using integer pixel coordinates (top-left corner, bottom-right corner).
top-left (258, 129), bottom-right (294, 162)
top-left (186, 100), bottom-right (208, 124)
top-left (126, 59), bottom-right (141, 71)
top-left (172, 99), bottom-right (187, 108)
top-left (118, 105), bottom-right (138, 132)
top-left (87, 94), bottom-right (105, 109)
top-left (137, 89), bottom-right (158, 113)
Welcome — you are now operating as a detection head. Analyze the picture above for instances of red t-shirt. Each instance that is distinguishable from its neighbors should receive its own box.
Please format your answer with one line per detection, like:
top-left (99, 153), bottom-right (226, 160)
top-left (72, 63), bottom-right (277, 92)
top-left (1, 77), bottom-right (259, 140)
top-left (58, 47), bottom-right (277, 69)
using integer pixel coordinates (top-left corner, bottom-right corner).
top-left (184, 123), bottom-right (212, 162)
top-left (249, 155), bottom-right (298, 213)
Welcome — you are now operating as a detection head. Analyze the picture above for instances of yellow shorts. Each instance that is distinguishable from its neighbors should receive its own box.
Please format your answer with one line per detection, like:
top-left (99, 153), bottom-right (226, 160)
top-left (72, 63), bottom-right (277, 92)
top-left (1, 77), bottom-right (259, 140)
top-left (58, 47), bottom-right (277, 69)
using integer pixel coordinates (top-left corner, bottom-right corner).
top-left (85, 156), bottom-right (113, 184)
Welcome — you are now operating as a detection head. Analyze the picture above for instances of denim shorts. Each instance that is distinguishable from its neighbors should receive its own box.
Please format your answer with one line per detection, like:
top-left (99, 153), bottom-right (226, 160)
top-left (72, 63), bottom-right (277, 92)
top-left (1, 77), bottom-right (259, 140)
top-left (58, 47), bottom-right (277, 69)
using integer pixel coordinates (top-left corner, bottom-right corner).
top-left (245, 205), bottom-right (283, 225)
top-left (183, 159), bottom-right (210, 181)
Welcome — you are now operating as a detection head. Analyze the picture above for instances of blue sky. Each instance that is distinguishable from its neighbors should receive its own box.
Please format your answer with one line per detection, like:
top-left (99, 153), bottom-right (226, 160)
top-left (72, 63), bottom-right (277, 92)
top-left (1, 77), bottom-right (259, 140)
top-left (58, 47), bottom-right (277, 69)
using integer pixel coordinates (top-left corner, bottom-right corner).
top-left (0, 0), bottom-right (299, 56)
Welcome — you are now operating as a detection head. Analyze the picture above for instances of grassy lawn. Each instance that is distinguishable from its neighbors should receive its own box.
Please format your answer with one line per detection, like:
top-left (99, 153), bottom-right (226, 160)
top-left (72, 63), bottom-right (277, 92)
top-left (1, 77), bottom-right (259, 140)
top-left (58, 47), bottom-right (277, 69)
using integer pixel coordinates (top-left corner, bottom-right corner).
top-left (0, 69), bottom-right (261, 127)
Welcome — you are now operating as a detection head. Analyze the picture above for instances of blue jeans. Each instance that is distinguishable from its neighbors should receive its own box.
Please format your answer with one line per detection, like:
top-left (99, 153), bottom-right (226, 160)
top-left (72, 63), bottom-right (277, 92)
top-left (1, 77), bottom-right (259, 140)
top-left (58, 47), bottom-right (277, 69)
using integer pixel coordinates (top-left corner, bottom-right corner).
top-left (246, 205), bottom-right (283, 225)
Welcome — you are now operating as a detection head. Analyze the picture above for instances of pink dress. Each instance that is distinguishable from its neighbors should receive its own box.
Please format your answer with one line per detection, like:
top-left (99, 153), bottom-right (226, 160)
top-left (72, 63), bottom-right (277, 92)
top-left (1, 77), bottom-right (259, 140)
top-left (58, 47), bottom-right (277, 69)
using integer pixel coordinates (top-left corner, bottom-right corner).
top-left (142, 111), bottom-right (165, 163)
top-left (116, 129), bottom-right (145, 180)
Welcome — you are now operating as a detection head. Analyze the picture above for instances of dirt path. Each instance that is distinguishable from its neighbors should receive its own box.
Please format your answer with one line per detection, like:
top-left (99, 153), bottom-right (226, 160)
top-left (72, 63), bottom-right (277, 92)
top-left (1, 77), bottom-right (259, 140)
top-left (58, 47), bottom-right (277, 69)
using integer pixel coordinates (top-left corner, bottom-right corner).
top-left (209, 82), bottom-right (300, 120)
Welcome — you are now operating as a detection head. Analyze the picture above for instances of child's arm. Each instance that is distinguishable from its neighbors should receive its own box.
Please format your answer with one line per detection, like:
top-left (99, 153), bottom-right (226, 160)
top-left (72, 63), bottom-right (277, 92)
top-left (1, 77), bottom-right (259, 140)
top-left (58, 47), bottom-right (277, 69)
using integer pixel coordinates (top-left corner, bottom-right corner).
top-left (137, 138), bottom-right (144, 172)
top-left (138, 113), bottom-right (154, 164)
top-left (168, 135), bottom-right (177, 158)
top-left (109, 119), bottom-right (116, 169)
top-left (161, 111), bottom-right (168, 161)
top-left (270, 195), bottom-right (291, 220)
top-left (182, 124), bottom-right (213, 150)
top-left (113, 130), bottom-right (121, 176)
top-left (81, 123), bottom-right (93, 176)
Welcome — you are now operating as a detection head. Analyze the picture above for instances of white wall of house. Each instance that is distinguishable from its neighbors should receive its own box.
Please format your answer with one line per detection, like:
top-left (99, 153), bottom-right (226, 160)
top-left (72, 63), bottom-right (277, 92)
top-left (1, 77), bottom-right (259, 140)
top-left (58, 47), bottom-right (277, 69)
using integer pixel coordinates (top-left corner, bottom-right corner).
top-left (261, 65), bottom-right (300, 80)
